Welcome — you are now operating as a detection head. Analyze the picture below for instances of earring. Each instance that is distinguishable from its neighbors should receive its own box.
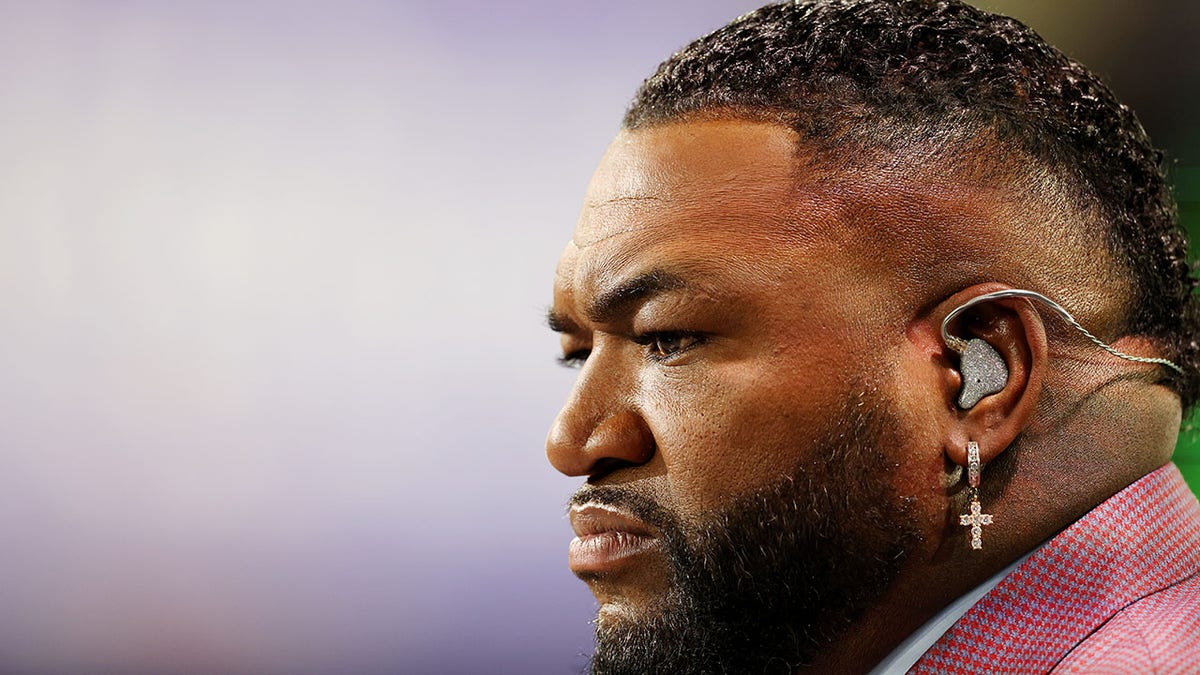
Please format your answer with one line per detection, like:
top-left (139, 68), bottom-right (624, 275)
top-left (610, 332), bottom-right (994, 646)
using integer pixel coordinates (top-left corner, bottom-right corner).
top-left (959, 441), bottom-right (993, 550)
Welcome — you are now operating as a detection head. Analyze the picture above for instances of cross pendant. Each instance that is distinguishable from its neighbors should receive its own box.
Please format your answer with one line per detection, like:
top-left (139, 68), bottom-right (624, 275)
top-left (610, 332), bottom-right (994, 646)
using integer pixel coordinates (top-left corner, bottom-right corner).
top-left (959, 498), bottom-right (993, 550)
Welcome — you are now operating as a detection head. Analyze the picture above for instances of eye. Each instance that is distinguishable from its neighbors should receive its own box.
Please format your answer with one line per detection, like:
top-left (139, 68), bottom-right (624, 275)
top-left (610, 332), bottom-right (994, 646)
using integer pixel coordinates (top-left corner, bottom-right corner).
top-left (638, 331), bottom-right (703, 361)
top-left (557, 349), bottom-right (590, 369)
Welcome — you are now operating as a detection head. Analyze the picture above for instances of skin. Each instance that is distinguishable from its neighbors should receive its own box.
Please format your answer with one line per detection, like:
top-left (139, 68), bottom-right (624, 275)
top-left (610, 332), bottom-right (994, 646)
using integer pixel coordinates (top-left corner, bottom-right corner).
top-left (546, 119), bottom-right (1182, 672)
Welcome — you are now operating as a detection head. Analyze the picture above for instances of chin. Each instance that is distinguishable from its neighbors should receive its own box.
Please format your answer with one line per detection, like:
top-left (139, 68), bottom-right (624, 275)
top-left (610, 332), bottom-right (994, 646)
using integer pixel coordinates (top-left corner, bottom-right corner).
top-left (590, 579), bottom-right (674, 629)
top-left (595, 600), bottom-right (638, 627)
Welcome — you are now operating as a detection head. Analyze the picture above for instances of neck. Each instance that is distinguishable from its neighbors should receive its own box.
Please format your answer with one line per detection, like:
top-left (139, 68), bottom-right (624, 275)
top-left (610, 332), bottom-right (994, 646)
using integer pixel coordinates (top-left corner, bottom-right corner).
top-left (803, 381), bottom-right (1180, 674)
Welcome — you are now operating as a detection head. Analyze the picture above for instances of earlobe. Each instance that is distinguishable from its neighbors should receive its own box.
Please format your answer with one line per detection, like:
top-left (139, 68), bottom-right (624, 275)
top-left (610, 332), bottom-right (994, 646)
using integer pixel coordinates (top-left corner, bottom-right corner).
top-left (937, 283), bottom-right (1048, 467)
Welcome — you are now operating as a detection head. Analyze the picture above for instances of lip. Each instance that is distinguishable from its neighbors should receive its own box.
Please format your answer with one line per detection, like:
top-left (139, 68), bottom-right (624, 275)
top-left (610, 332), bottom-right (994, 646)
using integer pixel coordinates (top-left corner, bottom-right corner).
top-left (568, 503), bottom-right (660, 575)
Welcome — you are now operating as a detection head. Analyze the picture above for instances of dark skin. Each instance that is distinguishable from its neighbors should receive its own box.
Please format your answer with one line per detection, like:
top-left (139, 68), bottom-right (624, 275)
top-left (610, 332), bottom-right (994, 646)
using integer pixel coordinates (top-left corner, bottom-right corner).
top-left (546, 119), bottom-right (1181, 672)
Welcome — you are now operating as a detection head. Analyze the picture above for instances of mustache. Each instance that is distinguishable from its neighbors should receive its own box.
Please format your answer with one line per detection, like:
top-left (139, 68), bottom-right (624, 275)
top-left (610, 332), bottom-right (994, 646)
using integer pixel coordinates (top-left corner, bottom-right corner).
top-left (568, 484), bottom-right (677, 533)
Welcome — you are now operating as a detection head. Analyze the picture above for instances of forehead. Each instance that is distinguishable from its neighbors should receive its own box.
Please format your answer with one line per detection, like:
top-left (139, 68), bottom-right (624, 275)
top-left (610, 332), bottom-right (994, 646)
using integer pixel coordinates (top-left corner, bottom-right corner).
top-left (573, 121), bottom-right (813, 247)
top-left (558, 121), bottom-right (851, 299)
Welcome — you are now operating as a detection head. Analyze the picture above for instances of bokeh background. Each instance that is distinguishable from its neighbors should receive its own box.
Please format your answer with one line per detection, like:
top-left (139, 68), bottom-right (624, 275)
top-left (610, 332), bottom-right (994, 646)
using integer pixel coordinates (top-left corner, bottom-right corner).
top-left (0, 1), bottom-right (1196, 673)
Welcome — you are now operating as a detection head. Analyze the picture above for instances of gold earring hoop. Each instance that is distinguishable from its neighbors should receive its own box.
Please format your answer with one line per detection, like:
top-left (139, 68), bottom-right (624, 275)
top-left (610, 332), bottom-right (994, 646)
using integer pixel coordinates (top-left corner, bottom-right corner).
top-left (959, 441), bottom-right (993, 550)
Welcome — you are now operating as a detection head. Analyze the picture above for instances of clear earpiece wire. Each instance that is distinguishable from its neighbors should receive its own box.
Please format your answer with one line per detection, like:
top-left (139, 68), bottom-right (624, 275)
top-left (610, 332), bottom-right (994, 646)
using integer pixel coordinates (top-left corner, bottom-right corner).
top-left (940, 288), bottom-right (1184, 375)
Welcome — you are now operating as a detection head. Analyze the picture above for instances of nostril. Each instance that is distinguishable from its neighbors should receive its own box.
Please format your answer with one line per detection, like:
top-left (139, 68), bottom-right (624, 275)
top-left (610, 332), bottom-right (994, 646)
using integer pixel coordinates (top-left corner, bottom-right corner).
top-left (586, 457), bottom-right (642, 483)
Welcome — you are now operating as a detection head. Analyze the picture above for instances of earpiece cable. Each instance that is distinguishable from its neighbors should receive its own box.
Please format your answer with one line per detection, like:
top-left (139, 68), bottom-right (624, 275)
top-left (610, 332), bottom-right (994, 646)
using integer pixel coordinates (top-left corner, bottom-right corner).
top-left (940, 288), bottom-right (1184, 375)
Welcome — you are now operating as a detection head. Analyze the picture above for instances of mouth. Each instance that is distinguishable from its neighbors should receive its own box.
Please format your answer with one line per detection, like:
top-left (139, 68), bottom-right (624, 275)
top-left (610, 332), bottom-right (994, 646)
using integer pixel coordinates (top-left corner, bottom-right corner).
top-left (568, 502), bottom-right (661, 575)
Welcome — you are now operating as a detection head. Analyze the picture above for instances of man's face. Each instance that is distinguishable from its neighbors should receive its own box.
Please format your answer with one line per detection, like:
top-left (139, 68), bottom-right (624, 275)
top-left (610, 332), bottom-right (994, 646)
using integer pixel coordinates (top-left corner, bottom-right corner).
top-left (546, 120), bottom-right (931, 670)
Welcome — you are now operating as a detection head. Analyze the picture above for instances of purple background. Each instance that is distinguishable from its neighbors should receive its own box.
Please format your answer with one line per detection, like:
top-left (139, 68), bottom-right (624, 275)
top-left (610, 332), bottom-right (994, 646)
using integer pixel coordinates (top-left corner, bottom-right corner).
top-left (0, 2), bottom-right (1195, 673)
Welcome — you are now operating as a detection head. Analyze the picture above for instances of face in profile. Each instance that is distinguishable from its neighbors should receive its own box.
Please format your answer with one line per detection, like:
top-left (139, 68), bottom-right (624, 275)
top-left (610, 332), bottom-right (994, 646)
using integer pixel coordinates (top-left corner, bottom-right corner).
top-left (546, 120), bottom-right (929, 673)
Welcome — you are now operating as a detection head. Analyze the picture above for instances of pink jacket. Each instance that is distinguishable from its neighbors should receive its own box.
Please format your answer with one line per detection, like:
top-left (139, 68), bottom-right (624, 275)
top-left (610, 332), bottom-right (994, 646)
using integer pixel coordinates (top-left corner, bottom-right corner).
top-left (913, 463), bottom-right (1200, 674)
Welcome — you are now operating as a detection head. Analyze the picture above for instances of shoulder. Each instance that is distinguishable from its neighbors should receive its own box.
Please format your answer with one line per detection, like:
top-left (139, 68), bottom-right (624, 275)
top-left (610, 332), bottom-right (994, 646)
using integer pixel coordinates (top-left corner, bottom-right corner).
top-left (1054, 570), bottom-right (1200, 674)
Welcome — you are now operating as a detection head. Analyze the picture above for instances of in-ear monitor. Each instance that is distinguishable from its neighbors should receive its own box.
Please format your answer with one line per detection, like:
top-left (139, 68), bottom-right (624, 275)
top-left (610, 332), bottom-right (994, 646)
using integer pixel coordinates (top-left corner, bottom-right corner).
top-left (941, 288), bottom-right (1184, 410)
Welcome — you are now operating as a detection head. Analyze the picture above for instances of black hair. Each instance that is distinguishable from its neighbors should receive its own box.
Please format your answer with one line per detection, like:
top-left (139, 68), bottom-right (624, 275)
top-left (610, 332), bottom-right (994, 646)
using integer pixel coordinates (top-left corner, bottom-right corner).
top-left (624, 0), bottom-right (1200, 410)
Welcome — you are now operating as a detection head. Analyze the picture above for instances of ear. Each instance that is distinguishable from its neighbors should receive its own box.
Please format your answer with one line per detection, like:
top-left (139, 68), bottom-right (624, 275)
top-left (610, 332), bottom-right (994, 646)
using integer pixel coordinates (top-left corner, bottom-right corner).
top-left (935, 283), bottom-right (1048, 467)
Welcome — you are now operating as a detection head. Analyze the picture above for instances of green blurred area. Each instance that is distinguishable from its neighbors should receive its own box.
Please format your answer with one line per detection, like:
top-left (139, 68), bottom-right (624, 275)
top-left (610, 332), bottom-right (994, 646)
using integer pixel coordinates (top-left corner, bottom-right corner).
top-left (1176, 170), bottom-right (1200, 490)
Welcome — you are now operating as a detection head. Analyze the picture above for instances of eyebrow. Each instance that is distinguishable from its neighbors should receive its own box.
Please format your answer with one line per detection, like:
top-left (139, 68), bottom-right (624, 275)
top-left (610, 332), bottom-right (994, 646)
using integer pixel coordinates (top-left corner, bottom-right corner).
top-left (546, 269), bottom-right (689, 333)
top-left (546, 308), bottom-right (576, 333)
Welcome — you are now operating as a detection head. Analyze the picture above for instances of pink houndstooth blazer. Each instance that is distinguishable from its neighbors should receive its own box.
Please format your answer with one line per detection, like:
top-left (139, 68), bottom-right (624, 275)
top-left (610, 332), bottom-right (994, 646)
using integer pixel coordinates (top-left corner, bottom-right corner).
top-left (912, 463), bottom-right (1200, 674)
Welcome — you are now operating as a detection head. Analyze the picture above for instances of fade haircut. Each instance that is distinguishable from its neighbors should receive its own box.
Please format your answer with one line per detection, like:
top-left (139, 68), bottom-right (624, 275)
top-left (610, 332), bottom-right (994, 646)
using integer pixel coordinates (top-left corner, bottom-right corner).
top-left (624, 0), bottom-right (1200, 410)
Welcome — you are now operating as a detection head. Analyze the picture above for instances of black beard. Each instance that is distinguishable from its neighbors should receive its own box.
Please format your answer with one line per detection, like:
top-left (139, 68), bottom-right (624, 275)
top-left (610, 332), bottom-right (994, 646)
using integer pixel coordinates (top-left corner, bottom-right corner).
top-left (581, 393), bottom-right (922, 675)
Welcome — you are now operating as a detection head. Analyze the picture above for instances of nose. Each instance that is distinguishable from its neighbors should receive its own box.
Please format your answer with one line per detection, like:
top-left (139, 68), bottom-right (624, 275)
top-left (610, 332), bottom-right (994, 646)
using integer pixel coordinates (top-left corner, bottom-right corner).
top-left (545, 364), bottom-right (655, 478)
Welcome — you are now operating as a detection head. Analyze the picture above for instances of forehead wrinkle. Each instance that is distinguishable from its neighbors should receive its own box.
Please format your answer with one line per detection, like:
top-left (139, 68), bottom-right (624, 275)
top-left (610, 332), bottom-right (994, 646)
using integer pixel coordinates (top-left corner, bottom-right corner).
top-left (576, 182), bottom-right (809, 250)
top-left (572, 223), bottom-right (647, 250)
top-left (584, 170), bottom-right (788, 209)
top-left (584, 195), bottom-right (664, 208)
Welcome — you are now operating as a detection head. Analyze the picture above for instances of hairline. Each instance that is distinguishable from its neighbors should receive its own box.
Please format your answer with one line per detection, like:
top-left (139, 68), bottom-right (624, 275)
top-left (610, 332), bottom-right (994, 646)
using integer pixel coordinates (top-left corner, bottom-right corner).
top-left (619, 105), bottom-right (1137, 341)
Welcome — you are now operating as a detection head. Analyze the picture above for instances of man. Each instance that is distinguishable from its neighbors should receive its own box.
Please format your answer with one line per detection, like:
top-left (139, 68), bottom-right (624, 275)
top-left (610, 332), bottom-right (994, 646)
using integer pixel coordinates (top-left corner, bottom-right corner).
top-left (545, 1), bottom-right (1200, 673)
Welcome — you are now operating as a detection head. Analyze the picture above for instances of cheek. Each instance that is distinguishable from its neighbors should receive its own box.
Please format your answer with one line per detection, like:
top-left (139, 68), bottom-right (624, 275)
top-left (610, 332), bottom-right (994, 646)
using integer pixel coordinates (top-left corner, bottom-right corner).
top-left (639, 355), bottom-right (848, 517)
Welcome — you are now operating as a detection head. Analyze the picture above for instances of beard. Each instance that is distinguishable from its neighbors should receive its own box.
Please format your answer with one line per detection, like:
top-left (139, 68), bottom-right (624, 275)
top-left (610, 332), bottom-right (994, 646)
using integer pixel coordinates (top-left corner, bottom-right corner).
top-left (576, 391), bottom-right (922, 675)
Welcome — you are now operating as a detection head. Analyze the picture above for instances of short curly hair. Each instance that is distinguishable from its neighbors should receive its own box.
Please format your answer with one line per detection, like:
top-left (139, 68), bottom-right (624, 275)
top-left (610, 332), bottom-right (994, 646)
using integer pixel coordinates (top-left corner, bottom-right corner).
top-left (624, 0), bottom-right (1200, 410)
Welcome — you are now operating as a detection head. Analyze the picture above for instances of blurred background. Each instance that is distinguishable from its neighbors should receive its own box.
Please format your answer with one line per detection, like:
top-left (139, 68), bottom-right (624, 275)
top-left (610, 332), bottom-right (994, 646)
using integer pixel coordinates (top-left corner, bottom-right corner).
top-left (0, 1), bottom-right (1196, 673)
